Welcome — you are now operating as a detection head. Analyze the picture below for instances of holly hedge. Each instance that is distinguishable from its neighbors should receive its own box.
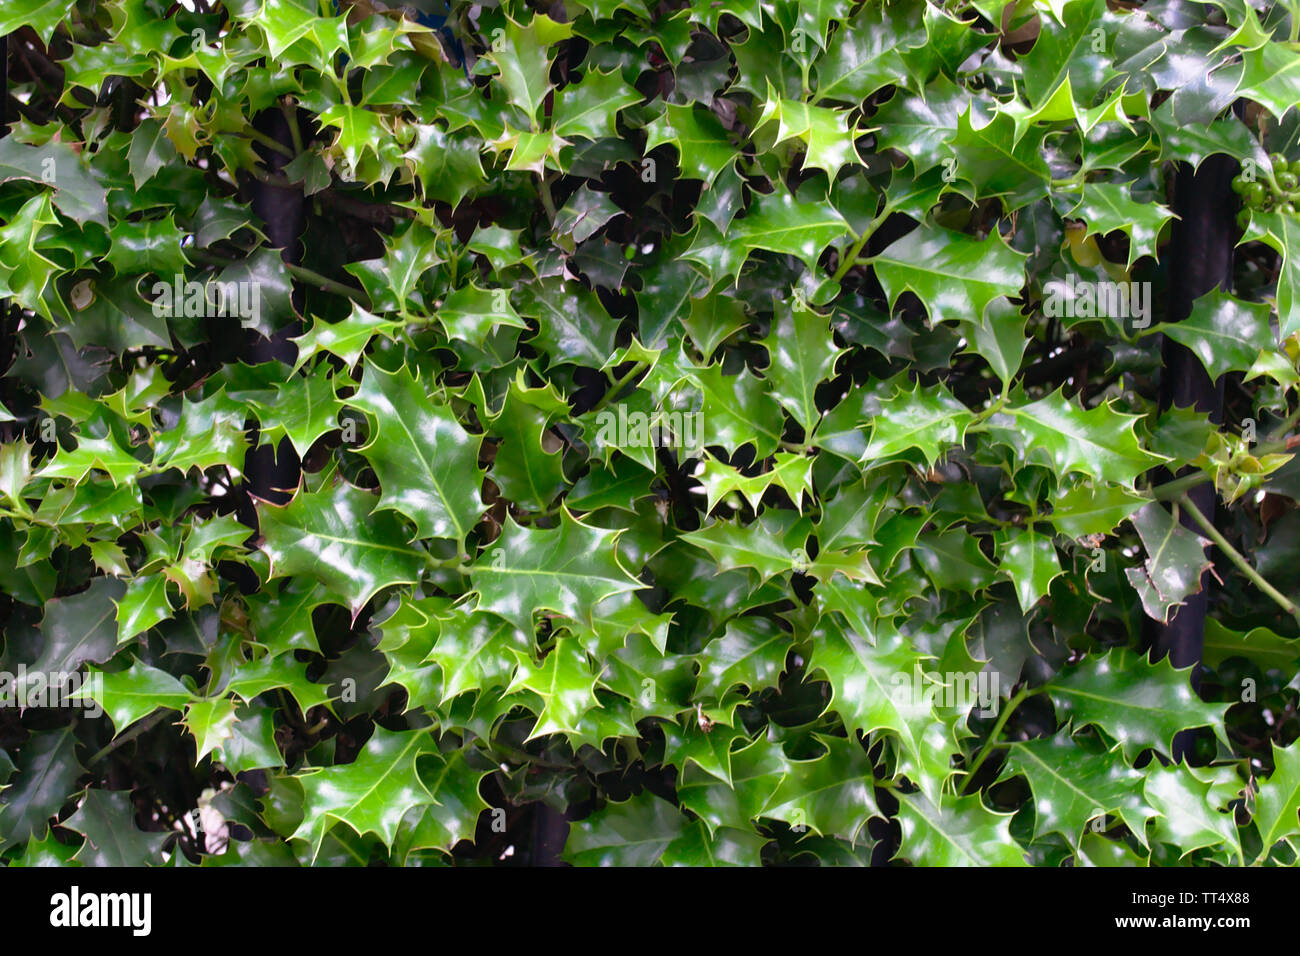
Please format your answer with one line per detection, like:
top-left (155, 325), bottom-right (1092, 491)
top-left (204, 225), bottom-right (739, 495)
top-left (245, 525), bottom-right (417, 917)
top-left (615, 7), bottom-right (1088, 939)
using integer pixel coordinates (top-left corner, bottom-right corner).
top-left (1, 0), bottom-right (1299, 868)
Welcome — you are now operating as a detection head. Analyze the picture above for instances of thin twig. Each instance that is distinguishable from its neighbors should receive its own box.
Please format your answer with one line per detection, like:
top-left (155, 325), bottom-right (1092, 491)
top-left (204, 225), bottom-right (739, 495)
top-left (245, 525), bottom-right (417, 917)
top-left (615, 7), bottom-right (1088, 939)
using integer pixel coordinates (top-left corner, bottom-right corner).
top-left (1177, 493), bottom-right (1300, 623)
top-left (962, 685), bottom-right (1041, 792)
top-left (88, 711), bottom-right (169, 765)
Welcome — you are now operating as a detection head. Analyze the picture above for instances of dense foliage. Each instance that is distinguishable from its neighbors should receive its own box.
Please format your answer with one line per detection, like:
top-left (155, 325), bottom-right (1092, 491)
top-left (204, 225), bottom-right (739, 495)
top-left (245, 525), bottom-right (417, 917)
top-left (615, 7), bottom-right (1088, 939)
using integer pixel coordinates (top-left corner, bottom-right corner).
top-left (1, 0), bottom-right (1300, 867)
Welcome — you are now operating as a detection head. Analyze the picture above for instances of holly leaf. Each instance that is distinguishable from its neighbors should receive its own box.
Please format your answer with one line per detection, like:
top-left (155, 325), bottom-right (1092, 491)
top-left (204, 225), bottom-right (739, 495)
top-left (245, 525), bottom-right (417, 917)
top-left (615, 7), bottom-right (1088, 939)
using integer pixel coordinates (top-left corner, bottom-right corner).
top-left (212, 705), bottom-right (284, 773)
top-left (64, 789), bottom-right (168, 866)
top-left (676, 734), bottom-right (791, 834)
top-left (644, 103), bottom-right (740, 187)
top-left (1254, 741), bottom-right (1300, 860)
top-left (682, 289), bottom-right (749, 359)
top-left (252, 365), bottom-right (343, 459)
top-left (184, 696), bottom-right (239, 762)
top-left (913, 527), bottom-right (997, 594)
top-left (507, 637), bottom-right (601, 740)
top-left (1124, 502), bottom-right (1213, 624)
top-left (403, 124), bottom-right (487, 205)
top-left (1019, 0), bottom-right (1116, 108)
top-left (872, 77), bottom-right (965, 174)
top-left (78, 660), bottom-right (192, 732)
top-left (761, 735), bottom-right (879, 843)
top-left (872, 224), bottom-right (1028, 326)
top-left (990, 389), bottom-right (1166, 488)
top-left (1151, 290), bottom-right (1275, 381)
top-left (808, 616), bottom-right (955, 805)
top-left (862, 380), bottom-right (974, 467)
top-left (948, 107), bottom-right (1051, 211)
top-left (292, 303), bottom-right (404, 372)
top-left (473, 510), bottom-right (645, 635)
top-left (813, 2), bottom-right (919, 103)
top-left (1067, 182), bottom-right (1175, 268)
top-left (953, 297), bottom-right (1028, 387)
top-left (552, 69), bottom-right (642, 141)
top-left (482, 15), bottom-right (561, 125)
top-left (153, 388), bottom-right (250, 477)
top-left (761, 301), bottom-right (844, 434)
top-left (756, 91), bottom-right (863, 179)
top-left (0, 0), bottom-right (73, 44)
top-left (116, 573), bottom-right (176, 643)
top-left (257, 481), bottom-right (428, 616)
top-left (1235, 41), bottom-right (1300, 121)
top-left (105, 214), bottom-right (192, 278)
top-left (25, 578), bottom-right (125, 691)
top-left (436, 283), bottom-right (528, 347)
top-left (1144, 763), bottom-right (1243, 863)
top-left (694, 616), bottom-right (793, 701)
top-left (1048, 481), bottom-right (1147, 539)
top-left (681, 511), bottom-right (814, 584)
top-left (687, 358), bottom-right (785, 458)
top-left (660, 819), bottom-right (767, 866)
top-left (684, 189), bottom-right (851, 281)
top-left (484, 373), bottom-right (568, 511)
top-left (1049, 649), bottom-right (1228, 760)
top-left (1245, 212), bottom-right (1300, 338)
top-left (997, 527), bottom-right (1062, 613)
top-left (0, 727), bottom-right (84, 851)
top-left (36, 428), bottom-right (144, 486)
top-left (0, 138), bottom-right (110, 227)
top-left (518, 279), bottom-right (619, 369)
top-left (126, 118), bottom-right (179, 189)
top-left (423, 607), bottom-right (529, 704)
top-left (1003, 733), bottom-right (1151, 849)
top-left (563, 791), bottom-right (691, 866)
top-left (292, 726), bottom-right (441, 862)
top-left (660, 721), bottom-right (747, 786)
top-left (1202, 619), bottom-right (1300, 671)
top-left (895, 792), bottom-right (1027, 866)
top-left (695, 451), bottom-right (813, 512)
top-left (347, 360), bottom-right (485, 547)
top-left (224, 653), bottom-right (333, 715)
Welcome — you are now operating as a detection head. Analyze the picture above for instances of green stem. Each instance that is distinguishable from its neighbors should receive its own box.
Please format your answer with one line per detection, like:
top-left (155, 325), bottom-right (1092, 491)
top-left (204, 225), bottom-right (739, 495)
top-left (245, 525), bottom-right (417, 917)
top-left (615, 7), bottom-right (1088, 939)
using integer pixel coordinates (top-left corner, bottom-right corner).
top-left (88, 711), bottom-right (169, 765)
top-left (493, 742), bottom-right (571, 771)
top-left (1050, 173), bottom-right (1085, 191)
top-left (963, 686), bottom-right (1039, 791)
top-left (280, 97), bottom-right (305, 156)
top-left (284, 263), bottom-right (369, 302)
top-left (446, 245), bottom-right (459, 291)
top-left (244, 166), bottom-right (295, 188)
top-left (968, 392), bottom-right (1010, 428)
top-left (831, 230), bottom-right (872, 283)
top-left (1149, 472), bottom-right (1210, 501)
top-left (190, 249), bottom-right (366, 303)
top-left (429, 554), bottom-right (473, 574)
top-left (1177, 493), bottom-right (1300, 623)
top-left (589, 361), bottom-right (649, 416)
top-left (244, 125), bottom-right (296, 159)
top-left (538, 174), bottom-right (558, 223)
top-left (1268, 403), bottom-right (1300, 444)
top-left (515, 501), bottom-right (564, 525)
top-left (831, 203), bottom-right (892, 284)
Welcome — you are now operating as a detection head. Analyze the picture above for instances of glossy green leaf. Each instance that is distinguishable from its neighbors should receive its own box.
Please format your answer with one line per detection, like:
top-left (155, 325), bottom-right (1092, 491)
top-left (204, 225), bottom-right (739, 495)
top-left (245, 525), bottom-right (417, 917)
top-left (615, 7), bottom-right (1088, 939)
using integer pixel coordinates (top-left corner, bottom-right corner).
top-left (1049, 649), bottom-right (1228, 760)
top-left (258, 482), bottom-right (427, 616)
top-left (348, 361), bottom-right (485, 546)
